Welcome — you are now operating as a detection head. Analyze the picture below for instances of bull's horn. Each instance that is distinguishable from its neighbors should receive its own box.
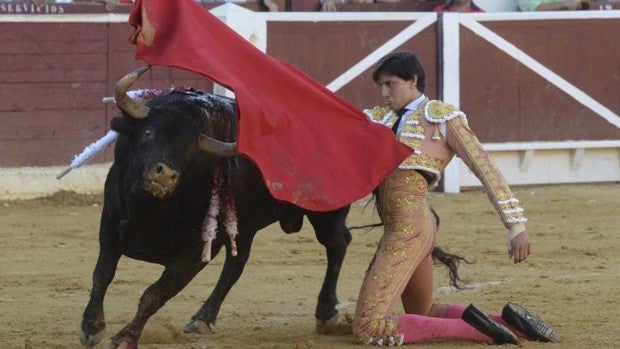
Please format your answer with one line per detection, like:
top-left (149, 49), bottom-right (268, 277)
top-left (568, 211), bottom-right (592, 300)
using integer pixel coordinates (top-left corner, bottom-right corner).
top-left (198, 134), bottom-right (238, 157)
top-left (114, 66), bottom-right (151, 119)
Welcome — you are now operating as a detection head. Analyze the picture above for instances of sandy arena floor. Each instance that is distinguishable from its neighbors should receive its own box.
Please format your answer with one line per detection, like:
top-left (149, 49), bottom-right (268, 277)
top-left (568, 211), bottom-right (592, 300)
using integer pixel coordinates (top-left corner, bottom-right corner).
top-left (1, 183), bottom-right (619, 349)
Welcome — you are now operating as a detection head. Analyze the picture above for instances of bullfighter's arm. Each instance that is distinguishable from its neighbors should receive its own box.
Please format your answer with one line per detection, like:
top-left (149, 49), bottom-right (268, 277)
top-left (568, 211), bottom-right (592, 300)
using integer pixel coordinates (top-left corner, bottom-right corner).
top-left (444, 116), bottom-right (527, 241)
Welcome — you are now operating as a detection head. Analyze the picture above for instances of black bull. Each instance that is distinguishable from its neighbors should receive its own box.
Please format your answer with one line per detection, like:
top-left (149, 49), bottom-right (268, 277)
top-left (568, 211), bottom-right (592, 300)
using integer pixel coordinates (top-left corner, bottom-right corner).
top-left (80, 68), bottom-right (464, 348)
top-left (79, 68), bottom-right (353, 349)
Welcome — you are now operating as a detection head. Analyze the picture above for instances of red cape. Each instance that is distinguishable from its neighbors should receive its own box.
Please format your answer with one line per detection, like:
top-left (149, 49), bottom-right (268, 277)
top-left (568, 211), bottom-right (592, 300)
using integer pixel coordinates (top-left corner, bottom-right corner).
top-left (128, 0), bottom-right (411, 211)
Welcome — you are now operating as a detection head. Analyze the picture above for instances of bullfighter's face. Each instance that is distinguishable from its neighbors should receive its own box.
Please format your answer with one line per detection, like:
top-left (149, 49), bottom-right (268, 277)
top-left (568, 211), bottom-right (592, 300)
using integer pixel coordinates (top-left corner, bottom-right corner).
top-left (375, 73), bottom-right (421, 112)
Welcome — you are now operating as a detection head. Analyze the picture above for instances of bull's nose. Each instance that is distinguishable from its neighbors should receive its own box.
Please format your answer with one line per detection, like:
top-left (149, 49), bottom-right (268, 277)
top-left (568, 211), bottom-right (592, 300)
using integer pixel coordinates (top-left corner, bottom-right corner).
top-left (143, 163), bottom-right (180, 198)
top-left (154, 164), bottom-right (179, 179)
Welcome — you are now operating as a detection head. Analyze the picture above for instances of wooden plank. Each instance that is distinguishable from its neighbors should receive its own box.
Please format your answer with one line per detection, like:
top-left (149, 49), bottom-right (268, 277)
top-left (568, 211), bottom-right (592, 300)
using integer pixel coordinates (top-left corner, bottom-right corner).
top-left (1, 14), bottom-right (618, 168)
top-left (0, 81), bottom-right (108, 111)
top-left (495, 19), bottom-right (620, 116)
top-left (0, 22), bottom-right (109, 55)
top-left (338, 24), bottom-right (439, 109)
top-left (461, 19), bottom-right (620, 143)
top-left (0, 109), bottom-right (109, 167)
top-left (0, 110), bottom-right (106, 141)
top-left (267, 20), bottom-right (438, 109)
top-left (0, 53), bottom-right (107, 83)
top-left (0, 138), bottom-right (109, 167)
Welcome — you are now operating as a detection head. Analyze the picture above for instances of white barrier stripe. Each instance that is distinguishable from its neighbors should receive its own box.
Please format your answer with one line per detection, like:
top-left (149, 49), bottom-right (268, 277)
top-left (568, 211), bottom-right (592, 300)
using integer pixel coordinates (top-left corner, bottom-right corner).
top-left (459, 16), bottom-right (620, 129)
top-left (482, 140), bottom-right (620, 151)
top-left (261, 11), bottom-right (433, 22)
top-left (442, 13), bottom-right (460, 107)
top-left (467, 10), bottom-right (620, 22)
top-left (326, 13), bottom-right (437, 92)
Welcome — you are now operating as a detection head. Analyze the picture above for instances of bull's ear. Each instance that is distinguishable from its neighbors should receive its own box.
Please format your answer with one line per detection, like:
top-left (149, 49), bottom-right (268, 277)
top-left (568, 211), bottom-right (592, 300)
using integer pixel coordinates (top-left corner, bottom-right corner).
top-left (110, 115), bottom-right (135, 134)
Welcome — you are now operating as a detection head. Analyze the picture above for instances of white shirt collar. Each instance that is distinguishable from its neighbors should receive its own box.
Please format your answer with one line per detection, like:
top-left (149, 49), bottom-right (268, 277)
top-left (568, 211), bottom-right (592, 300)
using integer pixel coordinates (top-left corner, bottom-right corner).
top-left (403, 94), bottom-right (426, 113)
top-left (394, 94), bottom-right (426, 133)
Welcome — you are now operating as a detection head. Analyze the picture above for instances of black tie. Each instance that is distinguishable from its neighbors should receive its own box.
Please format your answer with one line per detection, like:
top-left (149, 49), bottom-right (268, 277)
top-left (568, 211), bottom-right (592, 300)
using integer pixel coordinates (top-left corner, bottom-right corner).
top-left (391, 108), bottom-right (408, 134)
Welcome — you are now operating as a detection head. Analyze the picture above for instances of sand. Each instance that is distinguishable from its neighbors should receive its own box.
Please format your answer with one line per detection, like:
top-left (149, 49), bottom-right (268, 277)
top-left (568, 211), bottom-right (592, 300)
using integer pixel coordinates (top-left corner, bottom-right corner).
top-left (1, 183), bottom-right (618, 349)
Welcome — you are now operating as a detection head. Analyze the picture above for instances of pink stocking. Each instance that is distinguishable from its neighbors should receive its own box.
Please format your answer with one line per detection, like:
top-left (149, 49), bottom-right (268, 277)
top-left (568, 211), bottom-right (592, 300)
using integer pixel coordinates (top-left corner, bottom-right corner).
top-left (398, 314), bottom-right (491, 343)
top-left (444, 304), bottom-right (466, 318)
top-left (441, 304), bottom-right (526, 338)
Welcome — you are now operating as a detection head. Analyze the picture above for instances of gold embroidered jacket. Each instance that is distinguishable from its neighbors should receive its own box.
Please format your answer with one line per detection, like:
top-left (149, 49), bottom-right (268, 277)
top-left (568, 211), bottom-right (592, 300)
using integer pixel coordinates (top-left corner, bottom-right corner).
top-left (364, 98), bottom-right (527, 229)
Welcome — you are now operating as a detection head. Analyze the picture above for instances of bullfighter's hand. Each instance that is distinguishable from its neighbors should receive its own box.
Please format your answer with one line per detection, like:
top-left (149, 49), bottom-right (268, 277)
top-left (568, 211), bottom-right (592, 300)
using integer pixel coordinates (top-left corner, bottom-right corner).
top-left (509, 231), bottom-right (530, 264)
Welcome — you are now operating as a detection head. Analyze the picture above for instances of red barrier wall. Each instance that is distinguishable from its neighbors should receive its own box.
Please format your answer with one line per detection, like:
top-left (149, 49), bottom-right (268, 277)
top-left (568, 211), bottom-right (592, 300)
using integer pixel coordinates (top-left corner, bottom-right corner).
top-left (1, 4), bottom-right (618, 168)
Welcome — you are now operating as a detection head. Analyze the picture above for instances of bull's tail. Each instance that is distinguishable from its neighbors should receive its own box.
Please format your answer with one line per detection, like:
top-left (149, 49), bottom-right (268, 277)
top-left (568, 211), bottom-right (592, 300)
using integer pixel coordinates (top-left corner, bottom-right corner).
top-left (430, 245), bottom-right (472, 289)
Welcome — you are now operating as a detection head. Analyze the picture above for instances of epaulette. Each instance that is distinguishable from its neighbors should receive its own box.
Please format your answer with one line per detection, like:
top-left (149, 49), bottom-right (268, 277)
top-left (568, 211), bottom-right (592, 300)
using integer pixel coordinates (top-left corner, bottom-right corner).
top-left (423, 100), bottom-right (463, 124)
top-left (363, 105), bottom-right (392, 122)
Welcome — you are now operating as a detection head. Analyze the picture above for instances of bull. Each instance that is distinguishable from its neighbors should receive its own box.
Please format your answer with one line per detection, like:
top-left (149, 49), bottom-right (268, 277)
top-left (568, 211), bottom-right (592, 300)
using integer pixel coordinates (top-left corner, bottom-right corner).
top-left (79, 66), bottom-right (352, 348)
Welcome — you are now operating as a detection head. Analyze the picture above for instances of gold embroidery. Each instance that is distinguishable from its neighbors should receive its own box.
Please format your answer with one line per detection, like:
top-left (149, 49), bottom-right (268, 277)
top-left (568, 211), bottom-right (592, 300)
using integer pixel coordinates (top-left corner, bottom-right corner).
top-left (424, 100), bottom-right (459, 122)
top-left (353, 170), bottom-right (436, 343)
top-left (495, 190), bottom-right (513, 201)
top-left (398, 154), bottom-right (448, 172)
top-left (365, 105), bottom-right (391, 122)
top-left (401, 125), bottom-right (425, 136)
top-left (406, 139), bottom-right (422, 152)
top-left (447, 117), bottom-right (527, 227)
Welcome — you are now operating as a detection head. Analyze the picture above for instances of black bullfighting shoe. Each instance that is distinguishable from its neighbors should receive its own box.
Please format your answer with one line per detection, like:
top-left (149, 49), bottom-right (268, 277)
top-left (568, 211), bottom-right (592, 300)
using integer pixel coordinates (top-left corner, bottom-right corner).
top-left (462, 304), bottom-right (520, 345)
top-left (502, 302), bottom-right (559, 343)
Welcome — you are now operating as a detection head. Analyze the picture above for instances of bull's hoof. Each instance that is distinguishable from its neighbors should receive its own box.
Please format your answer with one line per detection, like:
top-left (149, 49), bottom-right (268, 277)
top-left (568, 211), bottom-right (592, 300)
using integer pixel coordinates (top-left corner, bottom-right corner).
top-left (316, 314), bottom-right (352, 335)
top-left (109, 331), bottom-right (139, 349)
top-left (108, 338), bottom-right (138, 349)
top-left (80, 327), bottom-right (105, 347)
top-left (183, 319), bottom-right (211, 334)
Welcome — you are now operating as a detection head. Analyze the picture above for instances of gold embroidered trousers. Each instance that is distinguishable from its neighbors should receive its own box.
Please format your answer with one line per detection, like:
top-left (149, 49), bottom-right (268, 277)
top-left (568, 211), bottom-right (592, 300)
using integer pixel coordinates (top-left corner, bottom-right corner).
top-left (352, 170), bottom-right (436, 344)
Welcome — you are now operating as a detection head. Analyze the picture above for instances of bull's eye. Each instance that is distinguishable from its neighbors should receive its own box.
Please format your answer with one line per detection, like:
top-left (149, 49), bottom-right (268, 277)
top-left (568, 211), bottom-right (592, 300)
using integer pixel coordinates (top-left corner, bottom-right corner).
top-left (143, 128), bottom-right (155, 140)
